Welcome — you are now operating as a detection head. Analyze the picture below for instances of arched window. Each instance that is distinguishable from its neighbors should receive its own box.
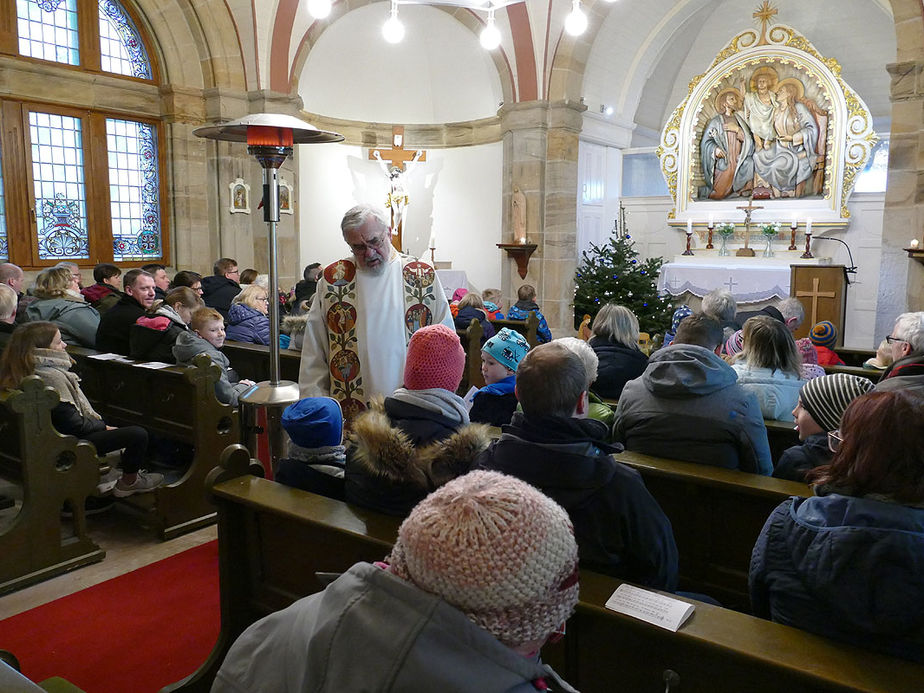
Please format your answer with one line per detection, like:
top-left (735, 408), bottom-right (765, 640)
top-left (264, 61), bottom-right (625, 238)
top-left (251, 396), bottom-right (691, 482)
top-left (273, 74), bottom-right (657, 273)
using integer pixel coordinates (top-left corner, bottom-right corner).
top-left (0, 0), bottom-right (165, 268)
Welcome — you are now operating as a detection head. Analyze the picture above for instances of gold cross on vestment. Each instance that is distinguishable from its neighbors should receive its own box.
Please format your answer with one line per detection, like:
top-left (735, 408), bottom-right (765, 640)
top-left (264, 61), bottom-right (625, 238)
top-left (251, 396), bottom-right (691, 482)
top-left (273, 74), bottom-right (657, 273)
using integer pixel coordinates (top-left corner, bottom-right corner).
top-left (795, 277), bottom-right (836, 328)
top-left (754, 2), bottom-right (778, 46)
top-left (368, 126), bottom-right (427, 171)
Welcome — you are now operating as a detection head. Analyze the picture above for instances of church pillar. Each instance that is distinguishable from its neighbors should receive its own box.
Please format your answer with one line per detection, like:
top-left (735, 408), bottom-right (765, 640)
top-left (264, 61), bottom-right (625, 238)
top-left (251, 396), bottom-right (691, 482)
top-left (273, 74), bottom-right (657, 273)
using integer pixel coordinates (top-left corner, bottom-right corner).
top-left (878, 60), bottom-right (924, 337)
top-left (501, 99), bottom-right (585, 338)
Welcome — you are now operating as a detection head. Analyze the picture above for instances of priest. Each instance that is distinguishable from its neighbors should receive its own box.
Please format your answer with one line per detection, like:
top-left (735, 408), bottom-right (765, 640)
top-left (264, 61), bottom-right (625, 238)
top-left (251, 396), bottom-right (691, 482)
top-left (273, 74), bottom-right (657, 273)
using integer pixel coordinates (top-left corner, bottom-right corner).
top-left (298, 204), bottom-right (453, 421)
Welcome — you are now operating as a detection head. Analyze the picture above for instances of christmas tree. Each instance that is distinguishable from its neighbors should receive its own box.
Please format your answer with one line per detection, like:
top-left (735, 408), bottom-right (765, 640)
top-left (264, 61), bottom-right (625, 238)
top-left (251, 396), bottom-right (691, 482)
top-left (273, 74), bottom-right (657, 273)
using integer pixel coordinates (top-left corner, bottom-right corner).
top-left (573, 229), bottom-right (673, 335)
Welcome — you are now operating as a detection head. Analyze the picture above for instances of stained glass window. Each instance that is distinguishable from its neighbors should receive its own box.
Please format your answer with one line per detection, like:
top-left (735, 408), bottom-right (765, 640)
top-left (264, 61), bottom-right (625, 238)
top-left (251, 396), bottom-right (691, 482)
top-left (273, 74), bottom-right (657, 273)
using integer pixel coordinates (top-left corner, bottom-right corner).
top-left (29, 111), bottom-right (89, 260)
top-left (98, 1), bottom-right (152, 79)
top-left (107, 118), bottom-right (160, 261)
top-left (0, 142), bottom-right (7, 262)
top-left (16, 0), bottom-right (80, 66)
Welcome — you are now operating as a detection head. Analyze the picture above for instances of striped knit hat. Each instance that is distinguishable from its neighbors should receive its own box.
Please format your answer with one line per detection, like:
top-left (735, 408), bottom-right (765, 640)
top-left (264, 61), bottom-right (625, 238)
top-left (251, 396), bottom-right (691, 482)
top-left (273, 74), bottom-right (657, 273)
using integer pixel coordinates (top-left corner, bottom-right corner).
top-left (810, 320), bottom-right (837, 348)
top-left (387, 470), bottom-right (579, 650)
top-left (724, 329), bottom-right (743, 356)
top-left (799, 373), bottom-right (874, 432)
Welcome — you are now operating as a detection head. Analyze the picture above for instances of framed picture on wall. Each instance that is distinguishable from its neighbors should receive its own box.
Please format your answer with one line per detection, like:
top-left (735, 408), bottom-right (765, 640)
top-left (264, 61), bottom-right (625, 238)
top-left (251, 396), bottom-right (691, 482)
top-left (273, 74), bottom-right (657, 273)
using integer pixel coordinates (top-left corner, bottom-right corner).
top-left (279, 177), bottom-right (294, 215)
top-left (229, 177), bottom-right (250, 214)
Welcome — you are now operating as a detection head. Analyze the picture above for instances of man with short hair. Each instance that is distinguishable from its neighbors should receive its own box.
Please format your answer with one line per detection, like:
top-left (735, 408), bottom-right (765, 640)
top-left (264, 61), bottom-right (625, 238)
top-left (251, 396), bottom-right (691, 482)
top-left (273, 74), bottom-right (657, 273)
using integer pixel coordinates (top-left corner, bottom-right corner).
top-left (0, 283), bottom-right (17, 352)
top-left (298, 204), bottom-right (452, 420)
top-left (0, 262), bottom-right (33, 324)
top-left (293, 262), bottom-right (322, 305)
top-left (616, 313), bottom-right (773, 475)
top-left (876, 311), bottom-right (924, 395)
top-left (201, 258), bottom-right (241, 320)
top-left (95, 269), bottom-right (156, 354)
top-left (82, 263), bottom-right (123, 314)
top-left (54, 261), bottom-right (84, 289)
top-left (476, 342), bottom-right (679, 590)
top-left (142, 263), bottom-right (170, 301)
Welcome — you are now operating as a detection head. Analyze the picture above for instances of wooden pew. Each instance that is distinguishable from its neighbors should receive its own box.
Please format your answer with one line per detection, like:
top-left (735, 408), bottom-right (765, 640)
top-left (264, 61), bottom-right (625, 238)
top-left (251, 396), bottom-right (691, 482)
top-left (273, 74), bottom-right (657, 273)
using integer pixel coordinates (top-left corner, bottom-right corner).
top-left (0, 376), bottom-right (105, 595)
top-left (68, 348), bottom-right (243, 540)
top-left (823, 364), bottom-right (882, 382)
top-left (764, 417), bottom-right (799, 462)
top-left (456, 319), bottom-right (485, 393)
top-left (221, 340), bottom-right (302, 384)
top-left (833, 347), bottom-right (876, 367)
top-left (493, 311), bottom-right (540, 348)
top-left (166, 457), bottom-right (924, 693)
top-left (613, 449), bottom-right (810, 610)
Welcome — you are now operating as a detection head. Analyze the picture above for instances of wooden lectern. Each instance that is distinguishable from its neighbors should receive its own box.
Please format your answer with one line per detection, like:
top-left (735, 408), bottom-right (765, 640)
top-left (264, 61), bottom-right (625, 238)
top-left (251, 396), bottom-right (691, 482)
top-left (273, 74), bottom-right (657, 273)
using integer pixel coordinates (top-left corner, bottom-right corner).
top-left (790, 265), bottom-right (848, 346)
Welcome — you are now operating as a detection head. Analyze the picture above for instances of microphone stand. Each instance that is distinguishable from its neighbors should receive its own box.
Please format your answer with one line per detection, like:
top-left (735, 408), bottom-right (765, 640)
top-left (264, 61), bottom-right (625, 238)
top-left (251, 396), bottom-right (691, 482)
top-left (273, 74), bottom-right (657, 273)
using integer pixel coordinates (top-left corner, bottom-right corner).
top-left (811, 236), bottom-right (857, 284)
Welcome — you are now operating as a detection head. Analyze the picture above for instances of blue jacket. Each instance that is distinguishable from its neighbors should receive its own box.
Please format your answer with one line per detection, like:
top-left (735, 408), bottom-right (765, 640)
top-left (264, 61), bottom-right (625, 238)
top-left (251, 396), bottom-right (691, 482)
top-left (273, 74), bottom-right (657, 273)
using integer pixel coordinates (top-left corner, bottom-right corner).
top-left (469, 375), bottom-right (517, 426)
top-left (750, 493), bottom-right (924, 662)
top-left (225, 302), bottom-right (271, 345)
top-left (454, 305), bottom-right (494, 342)
top-left (507, 300), bottom-right (552, 343)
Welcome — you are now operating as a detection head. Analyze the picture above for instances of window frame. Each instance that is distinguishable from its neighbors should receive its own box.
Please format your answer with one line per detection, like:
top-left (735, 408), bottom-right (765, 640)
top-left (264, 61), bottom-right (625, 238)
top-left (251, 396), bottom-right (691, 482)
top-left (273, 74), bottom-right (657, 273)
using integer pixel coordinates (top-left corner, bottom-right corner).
top-left (0, 0), bottom-right (167, 270)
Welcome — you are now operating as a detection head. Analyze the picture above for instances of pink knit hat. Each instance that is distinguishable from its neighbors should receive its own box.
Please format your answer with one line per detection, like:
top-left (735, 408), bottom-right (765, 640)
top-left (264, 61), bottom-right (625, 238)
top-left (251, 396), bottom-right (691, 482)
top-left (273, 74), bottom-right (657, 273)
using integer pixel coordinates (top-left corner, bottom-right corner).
top-left (387, 470), bottom-right (579, 650)
top-left (403, 324), bottom-right (466, 392)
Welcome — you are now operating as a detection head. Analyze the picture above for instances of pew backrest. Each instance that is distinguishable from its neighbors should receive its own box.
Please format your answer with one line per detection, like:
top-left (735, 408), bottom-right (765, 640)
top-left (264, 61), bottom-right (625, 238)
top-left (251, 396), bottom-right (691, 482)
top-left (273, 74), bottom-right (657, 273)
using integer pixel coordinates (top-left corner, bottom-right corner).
top-left (222, 340), bottom-right (302, 384)
top-left (492, 312), bottom-right (539, 348)
top-left (456, 319), bottom-right (484, 393)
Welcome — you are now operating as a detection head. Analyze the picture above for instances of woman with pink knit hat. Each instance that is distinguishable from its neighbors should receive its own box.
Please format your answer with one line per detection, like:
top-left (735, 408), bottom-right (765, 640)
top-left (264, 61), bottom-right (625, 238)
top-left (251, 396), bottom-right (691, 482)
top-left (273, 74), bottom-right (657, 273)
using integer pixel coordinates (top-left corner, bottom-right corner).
top-left (212, 471), bottom-right (581, 692)
top-left (344, 323), bottom-right (491, 516)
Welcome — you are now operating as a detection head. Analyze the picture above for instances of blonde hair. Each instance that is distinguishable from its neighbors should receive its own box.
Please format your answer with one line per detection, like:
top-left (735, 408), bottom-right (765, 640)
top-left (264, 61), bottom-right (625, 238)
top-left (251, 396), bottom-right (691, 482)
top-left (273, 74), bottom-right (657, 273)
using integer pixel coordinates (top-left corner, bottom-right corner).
top-left (164, 286), bottom-right (204, 311)
top-left (591, 304), bottom-right (640, 348)
top-left (0, 284), bottom-right (16, 320)
top-left (483, 288), bottom-right (501, 305)
top-left (737, 315), bottom-right (801, 375)
top-left (233, 284), bottom-right (269, 311)
top-left (33, 267), bottom-right (74, 299)
top-left (458, 292), bottom-right (485, 310)
top-left (190, 307), bottom-right (223, 332)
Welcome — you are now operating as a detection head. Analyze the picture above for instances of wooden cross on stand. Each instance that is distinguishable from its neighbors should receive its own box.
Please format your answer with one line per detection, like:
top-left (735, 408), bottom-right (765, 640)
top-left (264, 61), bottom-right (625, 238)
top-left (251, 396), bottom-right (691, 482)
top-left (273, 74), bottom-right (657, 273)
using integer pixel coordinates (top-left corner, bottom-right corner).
top-left (735, 198), bottom-right (763, 257)
top-left (369, 126), bottom-right (427, 252)
top-left (795, 276), bottom-right (836, 329)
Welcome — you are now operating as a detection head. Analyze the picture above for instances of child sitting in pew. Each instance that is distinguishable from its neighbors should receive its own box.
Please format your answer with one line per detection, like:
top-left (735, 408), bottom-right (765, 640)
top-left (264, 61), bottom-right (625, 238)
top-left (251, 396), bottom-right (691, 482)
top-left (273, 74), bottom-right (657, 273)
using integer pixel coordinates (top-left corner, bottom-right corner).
top-left (0, 322), bottom-right (163, 497)
top-left (469, 327), bottom-right (529, 426)
top-left (275, 397), bottom-right (346, 499)
top-left (130, 286), bottom-right (203, 363)
top-left (809, 320), bottom-right (845, 366)
top-left (172, 307), bottom-right (255, 406)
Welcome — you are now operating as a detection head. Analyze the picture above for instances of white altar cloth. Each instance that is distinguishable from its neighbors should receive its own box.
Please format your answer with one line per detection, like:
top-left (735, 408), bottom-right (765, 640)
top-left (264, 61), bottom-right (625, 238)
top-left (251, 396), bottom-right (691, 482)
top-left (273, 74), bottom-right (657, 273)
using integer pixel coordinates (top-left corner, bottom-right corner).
top-left (436, 269), bottom-right (468, 300)
top-left (658, 261), bottom-right (795, 305)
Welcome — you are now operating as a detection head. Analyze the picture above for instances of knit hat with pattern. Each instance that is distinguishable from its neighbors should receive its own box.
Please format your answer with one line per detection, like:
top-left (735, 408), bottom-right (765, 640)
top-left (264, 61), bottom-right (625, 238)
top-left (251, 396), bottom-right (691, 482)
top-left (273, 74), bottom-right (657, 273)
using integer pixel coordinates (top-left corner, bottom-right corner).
top-left (810, 320), bottom-right (837, 348)
top-left (387, 470), bottom-right (579, 650)
top-left (482, 327), bottom-right (530, 372)
top-left (799, 373), bottom-right (874, 432)
top-left (403, 323), bottom-right (466, 392)
top-left (724, 329), bottom-right (743, 356)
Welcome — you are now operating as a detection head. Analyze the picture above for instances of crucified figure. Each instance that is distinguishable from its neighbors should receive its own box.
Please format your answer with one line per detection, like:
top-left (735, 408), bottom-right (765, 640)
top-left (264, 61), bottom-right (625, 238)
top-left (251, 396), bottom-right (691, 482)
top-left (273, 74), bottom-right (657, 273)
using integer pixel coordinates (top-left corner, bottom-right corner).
top-left (374, 149), bottom-right (423, 236)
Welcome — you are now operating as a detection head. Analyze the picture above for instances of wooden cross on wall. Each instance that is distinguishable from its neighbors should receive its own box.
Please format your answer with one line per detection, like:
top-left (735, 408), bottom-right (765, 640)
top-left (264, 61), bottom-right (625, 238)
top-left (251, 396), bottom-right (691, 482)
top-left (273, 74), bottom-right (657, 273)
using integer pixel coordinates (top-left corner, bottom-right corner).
top-left (795, 277), bottom-right (836, 328)
top-left (369, 126), bottom-right (427, 251)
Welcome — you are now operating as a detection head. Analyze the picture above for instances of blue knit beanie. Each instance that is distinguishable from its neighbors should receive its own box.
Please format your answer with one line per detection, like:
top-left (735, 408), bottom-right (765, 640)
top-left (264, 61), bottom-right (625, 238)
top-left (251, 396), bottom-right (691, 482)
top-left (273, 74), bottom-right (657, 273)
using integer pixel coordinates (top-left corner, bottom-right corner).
top-left (282, 397), bottom-right (343, 449)
top-left (810, 321), bottom-right (837, 349)
top-left (482, 327), bottom-right (530, 372)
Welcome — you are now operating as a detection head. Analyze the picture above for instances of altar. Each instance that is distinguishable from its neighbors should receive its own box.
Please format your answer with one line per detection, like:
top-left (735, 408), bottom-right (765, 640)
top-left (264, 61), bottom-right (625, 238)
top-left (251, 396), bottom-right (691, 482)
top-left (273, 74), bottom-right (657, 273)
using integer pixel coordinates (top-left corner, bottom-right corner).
top-left (657, 255), bottom-right (829, 305)
top-left (436, 269), bottom-right (468, 300)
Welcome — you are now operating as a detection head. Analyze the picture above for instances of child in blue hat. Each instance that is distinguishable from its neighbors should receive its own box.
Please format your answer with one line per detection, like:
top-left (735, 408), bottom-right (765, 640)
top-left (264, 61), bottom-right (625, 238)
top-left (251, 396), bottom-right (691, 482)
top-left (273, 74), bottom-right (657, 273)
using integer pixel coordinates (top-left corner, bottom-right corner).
top-left (276, 397), bottom-right (346, 499)
top-left (469, 328), bottom-right (530, 426)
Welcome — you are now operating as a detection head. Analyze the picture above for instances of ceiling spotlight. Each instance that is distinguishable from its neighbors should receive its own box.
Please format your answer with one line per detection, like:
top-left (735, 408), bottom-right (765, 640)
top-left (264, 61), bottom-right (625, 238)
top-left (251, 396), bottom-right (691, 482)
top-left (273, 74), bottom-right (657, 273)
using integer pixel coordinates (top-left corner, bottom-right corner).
top-left (307, 0), bottom-right (332, 19)
top-left (480, 8), bottom-right (502, 50)
top-left (564, 0), bottom-right (587, 36)
top-left (383, 1), bottom-right (405, 43)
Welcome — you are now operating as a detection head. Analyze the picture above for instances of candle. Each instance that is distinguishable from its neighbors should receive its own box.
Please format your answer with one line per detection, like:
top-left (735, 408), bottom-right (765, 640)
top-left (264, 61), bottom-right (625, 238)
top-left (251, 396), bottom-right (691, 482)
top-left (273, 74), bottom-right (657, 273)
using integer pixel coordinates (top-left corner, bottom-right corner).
top-left (806, 218), bottom-right (812, 235)
top-left (912, 239), bottom-right (921, 249)
top-left (708, 214), bottom-right (714, 228)
top-left (428, 231), bottom-right (437, 248)
top-left (687, 219), bottom-right (693, 234)
top-left (791, 217), bottom-right (797, 229)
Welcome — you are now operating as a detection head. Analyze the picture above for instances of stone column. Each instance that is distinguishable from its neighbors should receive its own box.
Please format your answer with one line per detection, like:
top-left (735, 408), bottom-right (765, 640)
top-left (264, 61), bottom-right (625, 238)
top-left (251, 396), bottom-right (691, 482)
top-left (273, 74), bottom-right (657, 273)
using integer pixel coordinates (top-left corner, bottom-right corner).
top-left (877, 60), bottom-right (924, 337)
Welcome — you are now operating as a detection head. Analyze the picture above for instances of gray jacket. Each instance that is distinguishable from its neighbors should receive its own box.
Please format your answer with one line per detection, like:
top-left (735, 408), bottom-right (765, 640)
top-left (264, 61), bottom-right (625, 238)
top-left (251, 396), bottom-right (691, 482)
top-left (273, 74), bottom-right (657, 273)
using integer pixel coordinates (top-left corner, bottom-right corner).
top-left (172, 330), bottom-right (250, 406)
top-left (615, 344), bottom-right (773, 475)
top-left (25, 295), bottom-right (99, 348)
top-left (211, 562), bottom-right (569, 693)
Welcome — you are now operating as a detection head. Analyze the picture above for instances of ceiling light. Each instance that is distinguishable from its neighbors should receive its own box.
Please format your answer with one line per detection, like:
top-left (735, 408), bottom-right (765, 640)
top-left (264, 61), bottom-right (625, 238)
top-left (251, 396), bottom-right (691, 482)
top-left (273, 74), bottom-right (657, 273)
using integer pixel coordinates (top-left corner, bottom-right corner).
top-left (565, 0), bottom-right (587, 36)
top-left (480, 8), bottom-right (502, 50)
top-left (307, 0), bottom-right (332, 19)
top-left (383, 1), bottom-right (405, 43)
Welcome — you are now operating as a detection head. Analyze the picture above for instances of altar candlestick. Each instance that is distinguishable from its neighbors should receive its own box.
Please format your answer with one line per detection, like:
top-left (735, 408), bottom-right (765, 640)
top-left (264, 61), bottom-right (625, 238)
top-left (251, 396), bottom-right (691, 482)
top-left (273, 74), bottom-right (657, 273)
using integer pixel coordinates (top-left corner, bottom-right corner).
top-left (687, 219), bottom-right (693, 234)
top-left (683, 221), bottom-right (694, 256)
top-left (806, 218), bottom-right (812, 235)
top-left (801, 225), bottom-right (814, 259)
top-left (788, 219), bottom-right (798, 250)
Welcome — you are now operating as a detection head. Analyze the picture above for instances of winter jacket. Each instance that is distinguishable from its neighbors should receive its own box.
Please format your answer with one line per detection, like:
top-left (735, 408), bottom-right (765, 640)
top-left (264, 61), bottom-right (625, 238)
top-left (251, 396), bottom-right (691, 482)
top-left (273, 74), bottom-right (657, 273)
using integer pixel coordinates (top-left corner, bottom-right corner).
top-left (201, 275), bottom-right (241, 320)
top-left (814, 345), bottom-right (844, 366)
top-left (507, 300), bottom-right (552, 343)
top-left (773, 432), bottom-right (831, 482)
top-left (212, 562), bottom-right (571, 693)
top-left (0, 321), bottom-right (14, 353)
top-left (225, 302), bottom-right (271, 345)
top-left (25, 295), bottom-right (99, 348)
top-left (454, 306), bottom-right (495, 343)
top-left (292, 278), bottom-right (317, 304)
top-left (80, 283), bottom-right (121, 314)
top-left (876, 351), bottom-right (924, 396)
top-left (731, 363), bottom-right (804, 422)
top-left (95, 293), bottom-right (146, 355)
top-left (469, 375), bottom-right (518, 427)
top-left (750, 493), bottom-right (924, 662)
top-left (32, 348), bottom-right (106, 437)
top-left (589, 336), bottom-right (648, 401)
top-left (281, 313), bottom-right (309, 351)
top-left (345, 400), bottom-right (491, 517)
top-left (477, 413), bottom-right (678, 590)
top-left (172, 330), bottom-right (251, 406)
top-left (276, 443), bottom-right (347, 500)
top-left (129, 304), bottom-right (190, 363)
top-left (615, 344), bottom-right (773, 475)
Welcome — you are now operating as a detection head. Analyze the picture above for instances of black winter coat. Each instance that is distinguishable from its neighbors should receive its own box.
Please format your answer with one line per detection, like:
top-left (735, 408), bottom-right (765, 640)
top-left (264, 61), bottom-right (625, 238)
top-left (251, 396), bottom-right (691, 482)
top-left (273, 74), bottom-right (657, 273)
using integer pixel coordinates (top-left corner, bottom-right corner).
top-left (773, 432), bottom-right (831, 482)
top-left (589, 336), bottom-right (648, 400)
top-left (201, 275), bottom-right (241, 320)
top-left (95, 294), bottom-right (146, 355)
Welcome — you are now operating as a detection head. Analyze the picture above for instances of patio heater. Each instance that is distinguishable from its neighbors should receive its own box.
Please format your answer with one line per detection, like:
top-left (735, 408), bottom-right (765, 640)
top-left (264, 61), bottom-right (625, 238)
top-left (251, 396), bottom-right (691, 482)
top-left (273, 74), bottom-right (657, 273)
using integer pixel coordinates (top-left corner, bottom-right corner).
top-left (193, 113), bottom-right (343, 470)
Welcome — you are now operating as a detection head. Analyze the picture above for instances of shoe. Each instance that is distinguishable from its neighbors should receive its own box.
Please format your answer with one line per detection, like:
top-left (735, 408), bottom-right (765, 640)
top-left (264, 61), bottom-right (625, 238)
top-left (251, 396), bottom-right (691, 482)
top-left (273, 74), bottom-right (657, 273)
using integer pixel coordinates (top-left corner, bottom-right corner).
top-left (113, 470), bottom-right (165, 498)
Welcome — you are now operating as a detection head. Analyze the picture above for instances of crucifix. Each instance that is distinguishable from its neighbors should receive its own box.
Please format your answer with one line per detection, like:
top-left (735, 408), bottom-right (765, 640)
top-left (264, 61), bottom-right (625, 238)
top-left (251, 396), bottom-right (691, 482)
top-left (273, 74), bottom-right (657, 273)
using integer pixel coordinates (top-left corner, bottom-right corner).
top-left (369, 126), bottom-right (427, 252)
top-left (735, 198), bottom-right (762, 257)
top-left (753, 1), bottom-right (778, 47)
top-left (795, 277), bottom-right (836, 328)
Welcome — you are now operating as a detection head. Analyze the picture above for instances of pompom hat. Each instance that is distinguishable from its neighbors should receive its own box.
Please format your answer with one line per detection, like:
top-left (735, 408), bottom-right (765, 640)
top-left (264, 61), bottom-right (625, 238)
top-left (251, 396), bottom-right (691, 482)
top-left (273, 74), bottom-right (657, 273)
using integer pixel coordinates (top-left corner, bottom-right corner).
top-left (482, 327), bottom-right (530, 372)
top-left (799, 373), bottom-right (874, 432)
top-left (810, 320), bottom-right (837, 348)
top-left (403, 324), bottom-right (466, 392)
top-left (387, 470), bottom-right (579, 649)
top-left (281, 397), bottom-right (343, 449)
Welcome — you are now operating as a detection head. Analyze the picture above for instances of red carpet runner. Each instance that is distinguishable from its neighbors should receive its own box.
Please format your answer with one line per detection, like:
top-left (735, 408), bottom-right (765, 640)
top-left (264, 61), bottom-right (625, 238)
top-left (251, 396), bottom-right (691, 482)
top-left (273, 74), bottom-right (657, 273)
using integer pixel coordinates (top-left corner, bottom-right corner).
top-left (0, 540), bottom-right (219, 693)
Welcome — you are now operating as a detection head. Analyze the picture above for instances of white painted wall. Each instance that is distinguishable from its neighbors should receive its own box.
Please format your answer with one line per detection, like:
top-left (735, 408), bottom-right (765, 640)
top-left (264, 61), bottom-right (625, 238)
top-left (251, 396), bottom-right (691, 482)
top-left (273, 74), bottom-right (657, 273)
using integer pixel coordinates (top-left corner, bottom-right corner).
top-left (297, 141), bottom-right (503, 292)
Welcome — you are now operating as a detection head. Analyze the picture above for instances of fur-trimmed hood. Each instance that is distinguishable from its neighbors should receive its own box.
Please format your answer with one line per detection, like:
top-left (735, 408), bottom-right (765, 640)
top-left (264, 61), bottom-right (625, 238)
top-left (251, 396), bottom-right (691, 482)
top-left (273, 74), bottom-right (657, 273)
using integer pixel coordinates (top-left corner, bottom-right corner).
top-left (348, 399), bottom-right (492, 491)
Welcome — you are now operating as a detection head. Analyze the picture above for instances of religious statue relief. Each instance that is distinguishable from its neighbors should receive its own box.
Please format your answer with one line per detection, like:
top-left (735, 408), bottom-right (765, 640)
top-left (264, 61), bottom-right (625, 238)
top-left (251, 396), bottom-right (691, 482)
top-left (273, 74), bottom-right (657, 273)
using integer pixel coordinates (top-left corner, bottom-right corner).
top-left (512, 185), bottom-right (527, 242)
